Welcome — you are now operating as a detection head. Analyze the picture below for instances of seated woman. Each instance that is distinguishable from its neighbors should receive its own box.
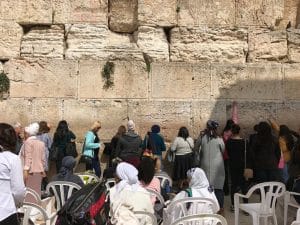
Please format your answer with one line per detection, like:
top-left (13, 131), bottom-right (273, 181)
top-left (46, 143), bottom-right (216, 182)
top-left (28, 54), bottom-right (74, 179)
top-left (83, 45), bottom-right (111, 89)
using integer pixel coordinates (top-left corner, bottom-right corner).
top-left (109, 162), bottom-right (153, 225)
top-left (172, 167), bottom-right (220, 213)
top-left (138, 157), bottom-right (161, 205)
top-left (51, 156), bottom-right (84, 187)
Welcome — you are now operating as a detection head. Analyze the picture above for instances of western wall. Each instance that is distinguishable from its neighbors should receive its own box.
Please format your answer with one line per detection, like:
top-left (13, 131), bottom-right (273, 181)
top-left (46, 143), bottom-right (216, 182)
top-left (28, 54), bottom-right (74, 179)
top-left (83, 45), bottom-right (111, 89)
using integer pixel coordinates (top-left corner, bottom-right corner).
top-left (0, 0), bottom-right (300, 141)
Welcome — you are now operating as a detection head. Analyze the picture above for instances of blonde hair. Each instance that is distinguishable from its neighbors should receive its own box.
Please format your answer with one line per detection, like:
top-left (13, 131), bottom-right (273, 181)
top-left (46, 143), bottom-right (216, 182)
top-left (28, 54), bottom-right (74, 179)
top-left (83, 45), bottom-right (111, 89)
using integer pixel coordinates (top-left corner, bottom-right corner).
top-left (91, 121), bottom-right (101, 131)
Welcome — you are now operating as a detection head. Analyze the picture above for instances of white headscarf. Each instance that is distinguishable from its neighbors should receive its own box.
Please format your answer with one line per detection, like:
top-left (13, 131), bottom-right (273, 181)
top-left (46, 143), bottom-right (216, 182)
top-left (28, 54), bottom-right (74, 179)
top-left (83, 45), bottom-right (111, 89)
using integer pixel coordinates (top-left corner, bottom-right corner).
top-left (187, 167), bottom-right (220, 212)
top-left (127, 120), bottom-right (135, 131)
top-left (25, 122), bottom-right (39, 136)
top-left (115, 162), bottom-right (139, 194)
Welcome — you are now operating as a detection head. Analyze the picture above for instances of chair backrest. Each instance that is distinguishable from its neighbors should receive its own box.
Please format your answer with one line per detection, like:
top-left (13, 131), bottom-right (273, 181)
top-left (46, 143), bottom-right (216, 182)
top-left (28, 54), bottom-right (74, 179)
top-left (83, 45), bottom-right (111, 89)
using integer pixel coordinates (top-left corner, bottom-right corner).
top-left (75, 173), bottom-right (101, 184)
top-left (146, 188), bottom-right (165, 205)
top-left (46, 181), bottom-right (81, 210)
top-left (170, 214), bottom-right (227, 225)
top-left (25, 188), bottom-right (41, 205)
top-left (21, 202), bottom-right (50, 225)
top-left (246, 182), bottom-right (285, 214)
top-left (155, 174), bottom-right (173, 188)
top-left (163, 197), bottom-right (219, 225)
top-left (105, 178), bottom-right (116, 190)
top-left (134, 211), bottom-right (158, 225)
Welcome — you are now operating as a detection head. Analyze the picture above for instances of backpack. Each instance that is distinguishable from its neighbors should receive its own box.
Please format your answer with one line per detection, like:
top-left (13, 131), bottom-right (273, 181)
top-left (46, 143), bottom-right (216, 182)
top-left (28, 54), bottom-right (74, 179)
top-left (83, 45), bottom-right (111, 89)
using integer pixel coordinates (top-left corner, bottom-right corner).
top-left (55, 181), bottom-right (109, 225)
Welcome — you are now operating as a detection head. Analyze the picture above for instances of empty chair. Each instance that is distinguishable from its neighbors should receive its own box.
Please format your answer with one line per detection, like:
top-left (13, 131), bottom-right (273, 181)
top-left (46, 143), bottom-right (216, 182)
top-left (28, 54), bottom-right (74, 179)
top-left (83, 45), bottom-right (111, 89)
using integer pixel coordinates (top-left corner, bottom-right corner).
top-left (134, 211), bottom-right (158, 225)
top-left (284, 191), bottom-right (300, 225)
top-left (20, 202), bottom-right (56, 225)
top-left (170, 214), bottom-right (227, 225)
top-left (46, 181), bottom-right (81, 211)
top-left (234, 181), bottom-right (286, 225)
top-left (163, 197), bottom-right (219, 225)
top-left (75, 173), bottom-right (101, 184)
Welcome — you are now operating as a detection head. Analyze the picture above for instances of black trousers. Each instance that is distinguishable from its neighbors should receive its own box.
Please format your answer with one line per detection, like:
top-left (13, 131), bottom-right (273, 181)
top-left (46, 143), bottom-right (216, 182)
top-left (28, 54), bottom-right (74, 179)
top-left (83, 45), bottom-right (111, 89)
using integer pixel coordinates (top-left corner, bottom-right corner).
top-left (230, 167), bottom-right (249, 205)
top-left (0, 213), bottom-right (19, 225)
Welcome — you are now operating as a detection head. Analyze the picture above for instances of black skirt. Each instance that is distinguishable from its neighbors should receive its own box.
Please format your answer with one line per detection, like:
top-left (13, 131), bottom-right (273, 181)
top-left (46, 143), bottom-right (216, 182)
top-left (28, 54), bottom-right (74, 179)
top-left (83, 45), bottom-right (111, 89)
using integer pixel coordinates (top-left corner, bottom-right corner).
top-left (173, 153), bottom-right (193, 181)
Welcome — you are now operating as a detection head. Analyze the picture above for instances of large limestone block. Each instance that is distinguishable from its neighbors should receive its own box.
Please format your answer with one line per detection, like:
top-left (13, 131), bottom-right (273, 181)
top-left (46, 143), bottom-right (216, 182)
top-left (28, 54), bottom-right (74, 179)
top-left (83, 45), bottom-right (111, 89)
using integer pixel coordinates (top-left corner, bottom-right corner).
top-left (4, 59), bottom-right (78, 98)
top-left (284, 64), bottom-right (300, 100)
top-left (177, 0), bottom-right (235, 27)
top-left (211, 64), bottom-right (284, 100)
top-left (21, 25), bottom-right (64, 59)
top-left (278, 0), bottom-right (300, 29)
top-left (276, 102), bottom-right (300, 131)
top-left (63, 100), bottom-right (128, 141)
top-left (287, 29), bottom-right (300, 63)
top-left (236, 0), bottom-right (284, 27)
top-left (79, 61), bottom-right (148, 99)
top-left (138, 0), bottom-right (177, 27)
top-left (136, 26), bottom-right (169, 62)
top-left (1, 0), bottom-right (51, 23)
top-left (248, 29), bottom-right (287, 62)
top-left (170, 27), bottom-right (248, 63)
top-left (151, 63), bottom-right (211, 99)
top-left (109, 0), bottom-right (138, 33)
top-left (0, 21), bottom-right (23, 59)
top-left (65, 24), bottom-right (143, 61)
top-left (0, 62), bottom-right (3, 73)
top-left (128, 100), bottom-right (192, 142)
top-left (53, 0), bottom-right (107, 24)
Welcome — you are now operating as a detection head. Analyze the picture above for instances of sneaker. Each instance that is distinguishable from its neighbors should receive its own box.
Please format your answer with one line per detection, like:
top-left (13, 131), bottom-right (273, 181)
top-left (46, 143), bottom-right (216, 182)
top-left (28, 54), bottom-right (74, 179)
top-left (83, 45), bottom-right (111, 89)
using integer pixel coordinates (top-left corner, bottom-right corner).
top-left (230, 205), bottom-right (235, 212)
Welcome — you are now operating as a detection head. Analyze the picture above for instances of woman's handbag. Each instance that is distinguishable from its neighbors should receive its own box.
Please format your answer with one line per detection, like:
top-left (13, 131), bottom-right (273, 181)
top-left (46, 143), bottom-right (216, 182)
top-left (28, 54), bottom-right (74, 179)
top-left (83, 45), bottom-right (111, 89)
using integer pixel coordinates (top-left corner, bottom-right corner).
top-left (243, 139), bottom-right (253, 180)
top-left (166, 148), bottom-right (175, 163)
top-left (66, 142), bottom-right (78, 158)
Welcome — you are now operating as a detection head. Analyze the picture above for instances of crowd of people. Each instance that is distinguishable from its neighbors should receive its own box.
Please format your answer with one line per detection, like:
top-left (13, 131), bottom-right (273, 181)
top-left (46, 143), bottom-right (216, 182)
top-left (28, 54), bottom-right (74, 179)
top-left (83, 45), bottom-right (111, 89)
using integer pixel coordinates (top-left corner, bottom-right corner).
top-left (0, 104), bottom-right (300, 224)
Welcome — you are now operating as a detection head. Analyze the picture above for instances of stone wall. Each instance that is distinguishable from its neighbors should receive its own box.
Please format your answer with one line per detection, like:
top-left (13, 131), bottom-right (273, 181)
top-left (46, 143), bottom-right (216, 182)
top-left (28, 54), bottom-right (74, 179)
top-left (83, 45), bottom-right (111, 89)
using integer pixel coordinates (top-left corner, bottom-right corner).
top-left (0, 0), bottom-right (300, 141)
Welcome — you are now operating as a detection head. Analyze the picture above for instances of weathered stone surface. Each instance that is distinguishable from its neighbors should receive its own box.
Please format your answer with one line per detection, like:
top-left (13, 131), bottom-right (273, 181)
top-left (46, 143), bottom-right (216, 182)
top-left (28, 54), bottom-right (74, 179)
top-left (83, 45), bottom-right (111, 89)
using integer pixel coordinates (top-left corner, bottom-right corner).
top-left (236, 0), bottom-right (284, 27)
top-left (177, 0), bottom-right (235, 27)
top-left (79, 61), bottom-right (148, 99)
top-left (136, 26), bottom-right (169, 62)
top-left (211, 64), bottom-right (284, 100)
top-left (63, 100), bottom-right (128, 141)
top-left (65, 24), bottom-right (143, 61)
top-left (151, 63), bottom-right (211, 99)
top-left (287, 28), bottom-right (300, 63)
top-left (18, 0), bottom-right (52, 24)
top-left (276, 102), bottom-right (300, 131)
top-left (109, 0), bottom-right (138, 33)
top-left (284, 64), bottom-right (300, 100)
top-left (0, 21), bottom-right (22, 59)
top-left (128, 100), bottom-right (192, 142)
top-left (138, 0), bottom-right (177, 27)
top-left (170, 27), bottom-right (248, 63)
top-left (278, 0), bottom-right (300, 29)
top-left (248, 29), bottom-right (287, 62)
top-left (0, 62), bottom-right (3, 73)
top-left (21, 25), bottom-right (64, 59)
top-left (53, 0), bottom-right (107, 24)
top-left (4, 59), bottom-right (78, 98)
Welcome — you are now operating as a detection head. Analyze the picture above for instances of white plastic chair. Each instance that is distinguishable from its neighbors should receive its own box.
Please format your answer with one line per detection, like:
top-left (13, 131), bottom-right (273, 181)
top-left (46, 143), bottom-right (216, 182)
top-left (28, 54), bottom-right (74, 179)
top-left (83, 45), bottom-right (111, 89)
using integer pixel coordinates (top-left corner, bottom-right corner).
top-left (46, 181), bottom-right (81, 211)
top-left (105, 178), bottom-right (116, 190)
top-left (284, 191), bottom-right (300, 225)
top-left (75, 173), bottom-right (101, 184)
top-left (25, 188), bottom-right (42, 205)
top-left (170, 214), bottom-right (227, 225)
top-left (146, 188), bottom-right (165, 205)
top-left (134, 211), bottom-right (158, 225)
top-left (155, 174), bottom-right (173, 188)
top-left (163, 197), bottom-right (219, 225)
top-left (291, 208), bottom-right (300, 225)
top-left (20, 202), bottom-right (56, 225)
top-left (234, 181), bottom-right (286, 225)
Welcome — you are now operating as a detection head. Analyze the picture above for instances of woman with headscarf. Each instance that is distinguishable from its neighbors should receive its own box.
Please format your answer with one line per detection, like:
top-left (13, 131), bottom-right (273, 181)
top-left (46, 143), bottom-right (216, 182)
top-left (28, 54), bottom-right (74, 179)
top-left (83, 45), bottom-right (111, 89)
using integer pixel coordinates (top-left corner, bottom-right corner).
top-left (19, 122), bottom-right (46, 202)
top-left (109, 162), bottom-right (153, 225)
top-left (51, 156), bottom-right (84, 187)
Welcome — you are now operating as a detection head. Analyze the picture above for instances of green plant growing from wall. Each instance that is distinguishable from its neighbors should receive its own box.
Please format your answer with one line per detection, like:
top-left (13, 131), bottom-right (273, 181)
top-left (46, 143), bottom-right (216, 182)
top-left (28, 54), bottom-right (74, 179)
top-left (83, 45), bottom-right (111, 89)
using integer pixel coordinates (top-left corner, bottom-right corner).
top-left (0, 72), bottom-right (10, 99)
top-left (176, 6), bottom-right (180, 13)
top-left (102, 61), bottom-right (115, 90)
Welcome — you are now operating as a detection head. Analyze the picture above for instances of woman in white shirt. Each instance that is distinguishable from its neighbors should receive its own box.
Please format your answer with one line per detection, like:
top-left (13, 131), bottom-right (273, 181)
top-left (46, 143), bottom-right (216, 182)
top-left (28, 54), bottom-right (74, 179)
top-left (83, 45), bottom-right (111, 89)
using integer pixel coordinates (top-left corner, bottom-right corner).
top-left (171, 126), bottom-right (194, 189)
top-left (0, 123), bottom-right (25, 225)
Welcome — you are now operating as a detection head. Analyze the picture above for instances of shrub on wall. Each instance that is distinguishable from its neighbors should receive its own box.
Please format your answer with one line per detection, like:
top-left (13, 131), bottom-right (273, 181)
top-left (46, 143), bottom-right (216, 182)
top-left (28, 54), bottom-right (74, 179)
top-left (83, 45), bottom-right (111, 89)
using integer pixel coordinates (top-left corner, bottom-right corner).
top-left (0, 72), bottom-right (9, 99)
top-left (102, 61), bottom-right (115, 90)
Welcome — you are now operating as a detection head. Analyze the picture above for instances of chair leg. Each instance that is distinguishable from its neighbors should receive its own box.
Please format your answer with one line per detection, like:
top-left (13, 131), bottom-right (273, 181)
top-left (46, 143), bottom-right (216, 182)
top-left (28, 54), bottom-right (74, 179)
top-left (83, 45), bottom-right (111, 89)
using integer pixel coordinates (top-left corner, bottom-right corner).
top-left (252, 215), bottom-right (260, 225)
top-left (283, 204), bottom-right (288, 225)
top-left (263, 217), bottom-right (267, 225)
top-left (235, 208), bottom-right (239, 225)
top-left (273, 213), bottom-right (278, 225)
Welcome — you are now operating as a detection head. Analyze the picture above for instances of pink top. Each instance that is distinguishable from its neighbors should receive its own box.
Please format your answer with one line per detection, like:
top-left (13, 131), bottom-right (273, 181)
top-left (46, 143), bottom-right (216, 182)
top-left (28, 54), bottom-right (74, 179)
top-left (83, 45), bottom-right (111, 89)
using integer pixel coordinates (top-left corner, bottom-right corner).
top-left (20, 136), bottom-right (46, 173)
top-left (141, 177), bottom-right (161, 205)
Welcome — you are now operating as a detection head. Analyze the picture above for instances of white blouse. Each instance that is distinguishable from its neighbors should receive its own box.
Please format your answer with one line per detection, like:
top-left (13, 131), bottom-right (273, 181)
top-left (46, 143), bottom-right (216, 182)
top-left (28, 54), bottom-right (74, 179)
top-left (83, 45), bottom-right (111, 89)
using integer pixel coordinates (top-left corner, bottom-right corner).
top-left (0, 151), bottom-right (25, 221)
